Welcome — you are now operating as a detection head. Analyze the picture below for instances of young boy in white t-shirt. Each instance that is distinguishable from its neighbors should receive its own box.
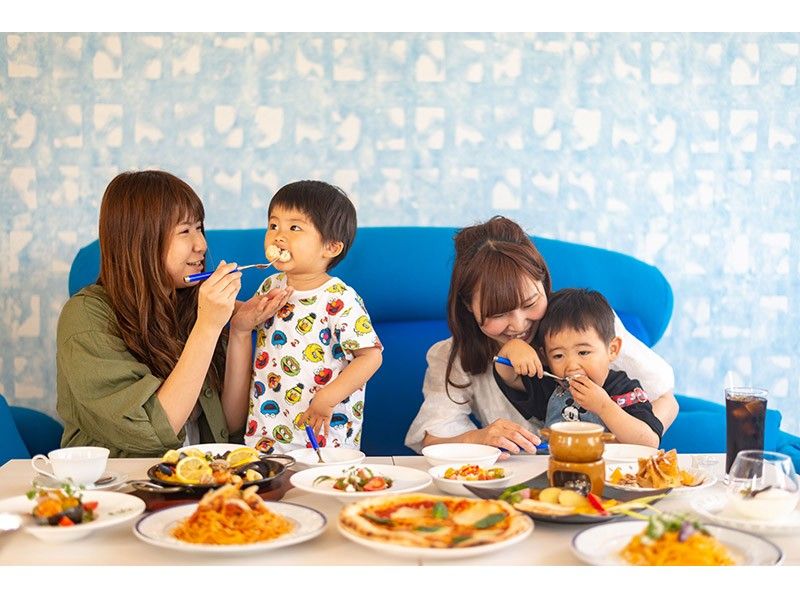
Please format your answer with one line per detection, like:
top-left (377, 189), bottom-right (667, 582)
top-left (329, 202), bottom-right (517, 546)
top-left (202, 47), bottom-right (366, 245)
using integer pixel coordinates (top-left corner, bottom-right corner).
top-left (245, 180), bottom-right (382, 453)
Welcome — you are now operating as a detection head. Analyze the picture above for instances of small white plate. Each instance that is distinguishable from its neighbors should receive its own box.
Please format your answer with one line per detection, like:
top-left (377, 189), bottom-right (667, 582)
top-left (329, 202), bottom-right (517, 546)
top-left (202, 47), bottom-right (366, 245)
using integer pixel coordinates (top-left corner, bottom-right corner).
top-left (286, 447), bottom-right (366, 470)
top-left (134, 501), bottom-right (326, 554)
top-left (290, 464), bottom-right (432, 502)
top-left (337, 516), bottom-right (532, 559)
top-left (421, 444), bottom-right (501, 468)
top-left (602, 443), bottom-right (659, 464)
top-left (428, 463), bottom-right (513, 497)
top-left (691, 493), bottom-right (800, 536)
top-left (605, 466), bottom-right (717, 494)
top-left (571, 520), bottom-right (783, 565)
top-left (32, 471), bottom-right (128, 491)
top-left (0, 491), bottom-right (145, 543)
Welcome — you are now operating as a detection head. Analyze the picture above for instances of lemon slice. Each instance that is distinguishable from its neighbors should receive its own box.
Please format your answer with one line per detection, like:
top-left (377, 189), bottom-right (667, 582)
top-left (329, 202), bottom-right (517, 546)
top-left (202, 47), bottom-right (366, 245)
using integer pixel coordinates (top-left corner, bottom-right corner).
top-left (182, 448), bottom-right (207, 459)
top-left (162, 449), bottom-right (181, 464)
top-left (225, 446), bottom-right (260, 468)
top-left (175, 456), bottom-right (213, 484)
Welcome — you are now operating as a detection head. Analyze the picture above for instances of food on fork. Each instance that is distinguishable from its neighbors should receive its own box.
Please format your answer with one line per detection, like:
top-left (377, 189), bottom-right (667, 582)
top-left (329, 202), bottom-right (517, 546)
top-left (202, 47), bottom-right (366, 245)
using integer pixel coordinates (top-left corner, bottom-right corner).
top-left (171, 483), bottom-right (293, 545)
top-left (27, 483), bottom-right (98, 527)
top-left (620, 512), bottom-right (734, 565)
top-left (266, 244), bottom-right (292, 263)
top-left (608, 449), bottom-right (701, 489)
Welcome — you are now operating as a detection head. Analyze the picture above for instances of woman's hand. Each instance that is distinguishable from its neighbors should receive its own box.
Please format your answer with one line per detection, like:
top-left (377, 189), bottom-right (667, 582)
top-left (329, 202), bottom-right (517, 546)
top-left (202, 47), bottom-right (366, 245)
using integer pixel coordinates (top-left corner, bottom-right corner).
top-left (196, 261), bottom-right (242, 331)
top-left (468, 418), bottom-right (541, 455)
top-left (497, 339), bottom-right (544, 378)
top-left (230, 287), bottom-right (293, 335)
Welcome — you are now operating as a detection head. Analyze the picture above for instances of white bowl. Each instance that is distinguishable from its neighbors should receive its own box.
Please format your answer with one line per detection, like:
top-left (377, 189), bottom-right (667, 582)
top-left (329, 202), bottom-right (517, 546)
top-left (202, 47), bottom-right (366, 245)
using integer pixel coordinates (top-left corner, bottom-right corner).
top-left (428, 463), bottom-right (513, 497)
top-left (289, 464), bottom-right (432, 503)
top-left (421, 443), bottom-right (501, 468)
top-left (286, 447), bottom-right (366, 470)
top-left (602, 443), bottom-right (659, 465)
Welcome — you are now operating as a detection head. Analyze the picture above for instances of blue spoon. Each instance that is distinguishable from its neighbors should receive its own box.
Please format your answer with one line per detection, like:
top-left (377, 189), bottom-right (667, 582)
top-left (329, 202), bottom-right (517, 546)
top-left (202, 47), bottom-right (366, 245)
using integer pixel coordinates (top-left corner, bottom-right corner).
top-left (305, 425), bottom-right (324, 463)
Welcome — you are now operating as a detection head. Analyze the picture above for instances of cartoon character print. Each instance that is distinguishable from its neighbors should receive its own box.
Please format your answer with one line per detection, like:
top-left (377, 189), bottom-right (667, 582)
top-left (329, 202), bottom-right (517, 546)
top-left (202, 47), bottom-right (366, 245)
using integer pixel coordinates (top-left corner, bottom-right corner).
top-left (267, 372), bottom-right (281, 392)
top-left (277, 302), bottom-right (295, 322)
top-left (256, 328), bottom-right (267, 348)
top-left (303, 343), bottom-right (325, 363)
top-left (273, 425), bottom-right (293, 444)
top-left (260, 400), bottom-right (280, 417)
top-left (352, 400), bottom-right (364, 420)
top-left (281, 356), bottom-right (301, 376)
top-left (326, 298), bottom-right (344, 316)
top-left (354, 315), bottom-right (373, 336)
top-left (354, 429), bottom-right (361, 445)
top-left (314, 367), bottom-right (333, 386)
top-left (325, 283), bottom-right (346, 294)
top-left (295, 313), bottom-right (316, 334)
top-left (346, 421), bottom-right (353, 441)
top-left (271, 330), bottom-right (287, 347)
top-left (255, 351), bottom-right (269, 369)
top-left (246, 419), bottom-right (257, 436)
top-left (298, 295), bottom-right (317, 306)
top-left (284, 383), bottom-right (304, 404)
top-left (259, 278), bottom-right (272, 294)
top-left (341, 339), bottom-right (360, 353)
top-left (331, 343), bottom-right (345, 360)
top-left (255, 436), bottom-right (275, 454)
top-left (306, 434), bottom-right (326, 448)
top-left (292, 411), bottom-right (307, 430)
top-left (561, 397), bottom-right (587, 422)
top-left (253, 380), bottom-right (266, 399)
top-left (319, 328), bottom-right (331, 346)
top-left (330, 412), bottom-right (349, 428)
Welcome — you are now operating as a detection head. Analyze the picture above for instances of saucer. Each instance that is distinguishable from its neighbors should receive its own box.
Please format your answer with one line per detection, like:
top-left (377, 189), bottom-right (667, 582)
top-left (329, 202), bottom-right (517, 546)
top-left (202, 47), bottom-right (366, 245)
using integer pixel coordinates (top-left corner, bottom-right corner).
top-left (32, 471), bottom-right (128, 491)
top-left (691, 492), bottom-right (800, 536)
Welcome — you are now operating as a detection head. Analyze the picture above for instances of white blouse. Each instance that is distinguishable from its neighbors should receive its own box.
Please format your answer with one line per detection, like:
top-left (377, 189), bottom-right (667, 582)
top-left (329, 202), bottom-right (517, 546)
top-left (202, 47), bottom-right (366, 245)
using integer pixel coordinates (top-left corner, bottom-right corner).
top-left (404, 313), bottom-right (675, 453)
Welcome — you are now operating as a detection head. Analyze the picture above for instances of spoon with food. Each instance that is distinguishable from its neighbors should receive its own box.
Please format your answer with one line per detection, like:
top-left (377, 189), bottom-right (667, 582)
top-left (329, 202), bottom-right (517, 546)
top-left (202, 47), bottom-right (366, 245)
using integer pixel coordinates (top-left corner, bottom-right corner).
top-left (183, 247), bottom-right (292, 284)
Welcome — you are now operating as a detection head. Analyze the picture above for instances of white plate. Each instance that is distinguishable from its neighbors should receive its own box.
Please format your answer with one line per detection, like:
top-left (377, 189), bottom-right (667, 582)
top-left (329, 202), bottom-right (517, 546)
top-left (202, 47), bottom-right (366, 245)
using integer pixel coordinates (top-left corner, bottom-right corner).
top-left (290, 464), bottom-right (432, 502)
top-left (421, 443), bottom-right (501, 468)
top-left (0, 491), bottom-right (145, 543)
top-left (428, 463), bottom-right (513, 497)
top-left (605, 466), bottom-right (717, 494)
top-left (337, 516), bottom-right (533, 559)
top-left (286, 447), bottom-right (366, 470)
top-left (571, 520), bottom-right (783, 565)
top-left (602, 443), bottom-right (659, 464)
top-left (32, 470), bottom-right (128, 491)
top-left (691, 493), bottom-right (800, 536)
top-left (133, 501), bottom-right (326, 554)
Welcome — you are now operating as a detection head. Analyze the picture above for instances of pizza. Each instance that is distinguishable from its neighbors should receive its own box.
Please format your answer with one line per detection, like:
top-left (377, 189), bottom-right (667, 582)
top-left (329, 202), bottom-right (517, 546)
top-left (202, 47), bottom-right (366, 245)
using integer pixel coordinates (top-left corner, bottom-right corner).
top-left (338, 493), bottom-right (532, 548)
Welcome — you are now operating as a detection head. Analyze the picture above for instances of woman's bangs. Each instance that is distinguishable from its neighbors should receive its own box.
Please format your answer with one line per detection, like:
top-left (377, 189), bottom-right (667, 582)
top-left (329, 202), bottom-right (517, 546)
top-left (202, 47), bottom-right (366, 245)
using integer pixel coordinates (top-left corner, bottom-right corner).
top-left (473, 252), bottom-right (529, 321)
top-left (171, 187), bottom-right (205, 228)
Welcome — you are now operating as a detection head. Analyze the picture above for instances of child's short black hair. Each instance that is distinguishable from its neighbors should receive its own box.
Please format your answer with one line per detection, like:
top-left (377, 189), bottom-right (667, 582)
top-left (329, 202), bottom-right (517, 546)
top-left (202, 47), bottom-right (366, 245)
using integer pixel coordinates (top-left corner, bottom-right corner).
top-left (268, 180), bottom-right (357, 270)
top-left (536, 288), bottom-right (616, 346)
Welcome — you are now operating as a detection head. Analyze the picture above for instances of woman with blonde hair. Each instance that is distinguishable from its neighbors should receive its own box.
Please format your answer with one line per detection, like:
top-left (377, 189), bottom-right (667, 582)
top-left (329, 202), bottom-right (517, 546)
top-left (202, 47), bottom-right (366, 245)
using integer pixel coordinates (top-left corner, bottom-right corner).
top-left (57, 170), bottom-right (290, 457)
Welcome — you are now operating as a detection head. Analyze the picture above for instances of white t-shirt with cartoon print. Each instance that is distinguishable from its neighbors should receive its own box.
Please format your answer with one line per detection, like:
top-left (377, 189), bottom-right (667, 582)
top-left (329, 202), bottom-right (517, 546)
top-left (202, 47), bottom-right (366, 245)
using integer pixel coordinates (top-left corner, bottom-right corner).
top-left (245, 273), bottom-right (382, 454)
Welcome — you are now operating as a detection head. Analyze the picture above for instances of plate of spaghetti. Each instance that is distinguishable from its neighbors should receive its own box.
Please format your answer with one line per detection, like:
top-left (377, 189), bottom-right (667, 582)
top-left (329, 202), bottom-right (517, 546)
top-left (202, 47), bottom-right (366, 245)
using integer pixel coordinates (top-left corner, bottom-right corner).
top-left (133, 484), bottom-right (326, 553)
top-left (571, 515), bottom-right (783, 566)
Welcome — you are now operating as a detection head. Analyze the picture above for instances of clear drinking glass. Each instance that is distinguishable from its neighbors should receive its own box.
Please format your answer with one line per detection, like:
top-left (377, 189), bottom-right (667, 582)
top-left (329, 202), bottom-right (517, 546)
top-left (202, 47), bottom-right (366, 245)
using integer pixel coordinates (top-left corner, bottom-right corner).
top-left (726, 450), bottom-right (799, 520)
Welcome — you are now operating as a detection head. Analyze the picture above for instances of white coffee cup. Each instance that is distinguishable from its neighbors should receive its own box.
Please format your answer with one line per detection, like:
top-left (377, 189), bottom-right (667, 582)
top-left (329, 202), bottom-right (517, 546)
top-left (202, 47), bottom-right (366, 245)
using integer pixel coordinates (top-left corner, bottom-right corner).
top-left (31, 446), bottom-right (110, 485)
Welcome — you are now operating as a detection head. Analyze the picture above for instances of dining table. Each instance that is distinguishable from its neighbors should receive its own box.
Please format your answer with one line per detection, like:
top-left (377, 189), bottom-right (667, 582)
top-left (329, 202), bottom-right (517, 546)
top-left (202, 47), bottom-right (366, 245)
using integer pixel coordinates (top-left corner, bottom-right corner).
top-left (1, 453), bottom-right (798, 566)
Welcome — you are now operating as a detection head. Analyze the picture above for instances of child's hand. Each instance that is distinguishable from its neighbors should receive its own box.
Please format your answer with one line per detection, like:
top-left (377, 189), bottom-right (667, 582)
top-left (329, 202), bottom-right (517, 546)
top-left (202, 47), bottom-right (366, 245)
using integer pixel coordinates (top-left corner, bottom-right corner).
top-left (568, 376), bottom-right (611, 415)
top-left (230, 287), bottom-right (293, 334)
top-left (304, 388), bottom-right (338, 437)
top-left (497, 339), bottom-right (544, 378)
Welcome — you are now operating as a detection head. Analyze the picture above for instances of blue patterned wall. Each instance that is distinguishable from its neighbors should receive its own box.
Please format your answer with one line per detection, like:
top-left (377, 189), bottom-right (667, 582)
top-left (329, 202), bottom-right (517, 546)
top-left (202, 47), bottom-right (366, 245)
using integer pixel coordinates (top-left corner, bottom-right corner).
top-left (2, 33), bottom-right (799, 436)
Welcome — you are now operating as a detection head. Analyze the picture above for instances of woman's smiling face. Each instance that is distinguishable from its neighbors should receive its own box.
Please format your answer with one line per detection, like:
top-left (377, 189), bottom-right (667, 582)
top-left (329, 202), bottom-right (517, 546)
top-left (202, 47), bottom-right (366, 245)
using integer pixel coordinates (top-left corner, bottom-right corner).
top-left (470, 276), bottom-right (548, 345)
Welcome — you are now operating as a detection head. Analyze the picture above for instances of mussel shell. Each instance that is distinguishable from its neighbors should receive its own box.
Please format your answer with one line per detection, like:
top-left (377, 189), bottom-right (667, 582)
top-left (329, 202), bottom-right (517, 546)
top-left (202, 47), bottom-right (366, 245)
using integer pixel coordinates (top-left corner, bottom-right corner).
top-left (234, 459), bottom-right (277, 479)
top-left (35, 504), bottom-right (85, 526)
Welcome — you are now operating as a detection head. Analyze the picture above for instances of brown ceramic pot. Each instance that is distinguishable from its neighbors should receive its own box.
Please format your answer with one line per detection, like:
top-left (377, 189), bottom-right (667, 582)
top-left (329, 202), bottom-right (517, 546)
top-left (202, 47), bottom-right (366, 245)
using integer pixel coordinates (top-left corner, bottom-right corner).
top-left (540, 421), bottom-right (615, 463)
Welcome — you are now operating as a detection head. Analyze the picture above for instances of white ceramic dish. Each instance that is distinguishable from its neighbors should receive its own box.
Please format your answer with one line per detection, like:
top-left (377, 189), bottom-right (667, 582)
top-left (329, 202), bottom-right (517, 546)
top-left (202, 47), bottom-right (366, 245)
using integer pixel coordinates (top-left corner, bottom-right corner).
top-left (337, 516), bottom-right (532, 559)
top-left (32, 470), bottom-right (128, 491)
top-left (290, 464), bottom-right (432, 503)
top-left (421, 443), bottom-right (501, 468)
top-left (0, 491), bottom-right (145, 543)
top-left (571, 520), bottom-right (783, 565)
top-left (134, 501), bottom-right (326, 554)
top-left (602, 443), bottom-right (659, 464)
top-left (691, 493), bottom-right (800, 536)
top-left (428, 463), bottom-right (513, 497)
top-left (286, 447), bottom-right (366, 470)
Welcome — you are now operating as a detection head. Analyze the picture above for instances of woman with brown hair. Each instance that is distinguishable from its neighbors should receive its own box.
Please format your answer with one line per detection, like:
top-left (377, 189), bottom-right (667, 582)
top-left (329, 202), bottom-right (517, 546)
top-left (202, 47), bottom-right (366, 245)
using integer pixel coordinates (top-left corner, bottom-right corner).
top-left (405, 216), bottom-right (678, 454)
top-left (56, 171), bottom-right (290, 457)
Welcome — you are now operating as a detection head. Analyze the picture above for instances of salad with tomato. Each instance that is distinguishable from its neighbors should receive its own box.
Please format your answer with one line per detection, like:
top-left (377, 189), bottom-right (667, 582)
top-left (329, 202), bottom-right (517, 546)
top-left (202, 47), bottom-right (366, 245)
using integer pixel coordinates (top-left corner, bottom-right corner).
top-left (443, 464), bottom-right (506, 482)
top-left (27, 483), bottom-right (98, 526)
top-left (313, 467), bottom-right (393, 492)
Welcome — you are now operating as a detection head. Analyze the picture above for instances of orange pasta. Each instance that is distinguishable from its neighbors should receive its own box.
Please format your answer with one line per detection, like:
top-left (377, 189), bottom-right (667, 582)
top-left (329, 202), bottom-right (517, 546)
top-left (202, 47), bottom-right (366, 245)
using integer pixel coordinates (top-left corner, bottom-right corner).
top-left (621, 529), bottom-right (735, 566)
top-left (171, 484), bottom-right (293, 545)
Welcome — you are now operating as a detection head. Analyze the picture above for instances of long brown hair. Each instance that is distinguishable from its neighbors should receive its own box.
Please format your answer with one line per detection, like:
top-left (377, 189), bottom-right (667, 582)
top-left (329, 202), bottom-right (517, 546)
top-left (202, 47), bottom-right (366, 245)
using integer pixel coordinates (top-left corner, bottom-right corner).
top-left (97, 170), bottom-right (226, 392)
top-left (445, 216), bottom-right (552, 399)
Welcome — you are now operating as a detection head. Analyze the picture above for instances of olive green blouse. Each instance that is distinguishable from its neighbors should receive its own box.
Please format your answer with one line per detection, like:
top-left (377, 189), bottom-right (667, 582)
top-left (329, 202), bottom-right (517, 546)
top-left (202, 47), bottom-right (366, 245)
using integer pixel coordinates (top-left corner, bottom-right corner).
top-left (56, 284), bottom-right (234, 458)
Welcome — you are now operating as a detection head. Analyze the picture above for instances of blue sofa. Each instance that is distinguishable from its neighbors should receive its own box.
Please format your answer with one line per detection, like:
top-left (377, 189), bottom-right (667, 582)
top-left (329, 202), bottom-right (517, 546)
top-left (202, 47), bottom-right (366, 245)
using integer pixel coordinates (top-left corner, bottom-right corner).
top-left (69, 227), bottom-right (800, 462)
